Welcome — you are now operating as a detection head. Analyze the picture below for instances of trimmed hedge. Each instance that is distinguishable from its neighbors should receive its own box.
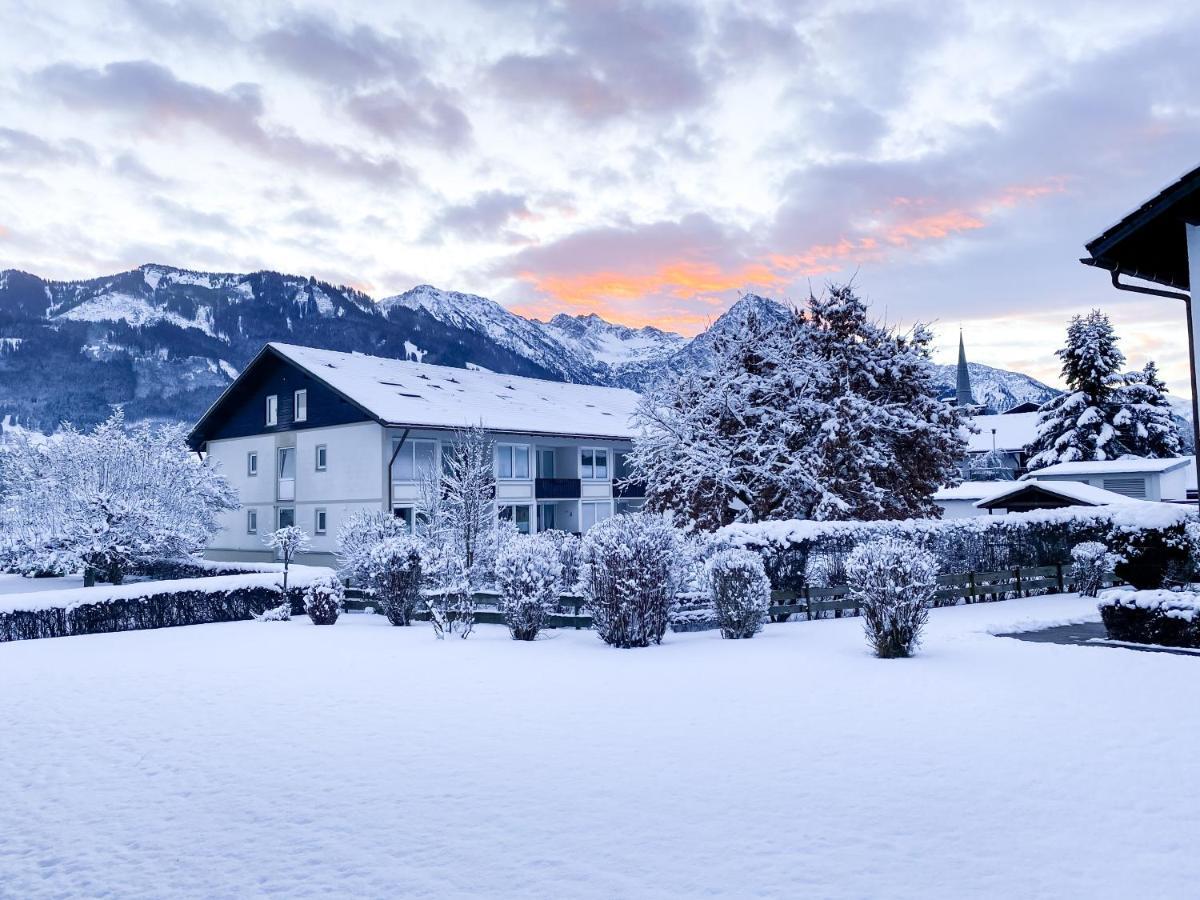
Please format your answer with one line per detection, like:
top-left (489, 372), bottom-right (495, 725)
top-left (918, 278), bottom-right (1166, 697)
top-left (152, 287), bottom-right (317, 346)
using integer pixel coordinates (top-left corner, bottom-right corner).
top-left (0, 576), bottom-right (312, 643)
top-left (1098, 588), bottom-right (1200, 648)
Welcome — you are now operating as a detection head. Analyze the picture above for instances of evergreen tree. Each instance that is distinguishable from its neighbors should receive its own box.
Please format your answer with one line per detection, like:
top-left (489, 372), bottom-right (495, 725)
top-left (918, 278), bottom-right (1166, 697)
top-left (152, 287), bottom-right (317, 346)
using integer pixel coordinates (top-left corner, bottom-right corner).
top-left (1115, 361), bottom-right (1183, 458)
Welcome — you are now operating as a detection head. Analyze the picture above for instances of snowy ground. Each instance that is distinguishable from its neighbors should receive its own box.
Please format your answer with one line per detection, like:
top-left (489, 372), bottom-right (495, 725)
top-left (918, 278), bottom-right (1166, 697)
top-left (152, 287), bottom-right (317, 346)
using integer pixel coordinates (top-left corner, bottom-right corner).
top-left (1, 595), bottom-right (1197, 898)
top-left (0, 573), bottom-right (85, 596)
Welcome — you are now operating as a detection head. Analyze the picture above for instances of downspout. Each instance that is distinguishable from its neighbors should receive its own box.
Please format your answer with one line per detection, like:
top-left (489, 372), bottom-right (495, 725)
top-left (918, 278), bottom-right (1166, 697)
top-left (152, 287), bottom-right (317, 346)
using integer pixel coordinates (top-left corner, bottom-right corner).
top-left (1107, 268), bottom-right (1200, 514)
top-left (386, 428), bottom-right (410, 514)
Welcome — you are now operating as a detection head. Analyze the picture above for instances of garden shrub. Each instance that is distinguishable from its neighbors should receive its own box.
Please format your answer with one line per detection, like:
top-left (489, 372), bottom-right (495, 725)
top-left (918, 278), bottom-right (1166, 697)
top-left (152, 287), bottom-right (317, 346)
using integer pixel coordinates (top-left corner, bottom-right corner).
top-left (580, 514), bottom-right (680, 648)
top-left (365, 536), bottom-right (424, 626)
top-left (1099, 588), bottom-right (1200, 648)
top-left (495, 534), bottom-right (562, 641)
top-left (706, 549), bottom-right (770, 639)
top-left (846, 538), bottom-right (937, 658)
top-left (304, 576), bottom-right (344, 625)
top-left (1107, 521), bottom-right (1194, 590)
top-left (1070, 542), bottom-right (1118, 597)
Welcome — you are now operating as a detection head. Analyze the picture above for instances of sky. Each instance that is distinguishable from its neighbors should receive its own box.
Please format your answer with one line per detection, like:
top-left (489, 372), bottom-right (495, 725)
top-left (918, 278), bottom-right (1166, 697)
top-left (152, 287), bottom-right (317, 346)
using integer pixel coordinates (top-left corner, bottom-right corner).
top-left (1, 0), bottom-right (1199, 392)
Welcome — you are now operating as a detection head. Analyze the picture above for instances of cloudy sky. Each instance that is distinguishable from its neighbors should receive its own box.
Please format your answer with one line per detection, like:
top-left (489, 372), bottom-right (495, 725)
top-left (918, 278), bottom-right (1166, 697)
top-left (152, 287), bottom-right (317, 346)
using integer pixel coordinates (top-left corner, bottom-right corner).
top-left (1, 0), bottom-right (1198, 390)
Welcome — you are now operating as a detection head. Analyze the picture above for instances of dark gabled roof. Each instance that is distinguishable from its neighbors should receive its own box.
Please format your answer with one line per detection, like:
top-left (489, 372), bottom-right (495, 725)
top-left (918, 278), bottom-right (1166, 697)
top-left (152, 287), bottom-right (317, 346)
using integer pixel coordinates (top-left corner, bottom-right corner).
top-left (1081, 164), bottom-right (1200, 292)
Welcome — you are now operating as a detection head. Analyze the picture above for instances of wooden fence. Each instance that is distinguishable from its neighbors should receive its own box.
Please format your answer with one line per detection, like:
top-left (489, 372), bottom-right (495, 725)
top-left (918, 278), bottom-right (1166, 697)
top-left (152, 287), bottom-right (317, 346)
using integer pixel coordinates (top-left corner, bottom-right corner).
top-left (345, 563), bottom-right (1102, 629)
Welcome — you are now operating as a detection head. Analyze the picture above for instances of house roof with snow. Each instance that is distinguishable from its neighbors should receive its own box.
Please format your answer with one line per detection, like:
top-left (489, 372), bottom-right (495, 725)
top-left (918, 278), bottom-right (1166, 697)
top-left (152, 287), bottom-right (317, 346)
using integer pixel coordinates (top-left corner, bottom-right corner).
top-left (975, 480), bottom-right (1142, 510)
top-left (189, 342), bottom-right (642, 447)
top-left (1019, 457), bottom-right (1193, 479)
top-left (963, 412), bottom-right (1039, 453)
top-left (933, 480), bottom-right (1017, 502)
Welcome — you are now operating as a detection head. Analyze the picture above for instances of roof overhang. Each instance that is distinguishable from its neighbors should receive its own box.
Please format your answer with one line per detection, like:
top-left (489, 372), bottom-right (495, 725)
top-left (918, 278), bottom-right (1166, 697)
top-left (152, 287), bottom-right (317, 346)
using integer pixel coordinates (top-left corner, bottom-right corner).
top-left (975, 483), bottom-right (1104, 510)
top-left (1081, 164), bottom-right (1200, 292)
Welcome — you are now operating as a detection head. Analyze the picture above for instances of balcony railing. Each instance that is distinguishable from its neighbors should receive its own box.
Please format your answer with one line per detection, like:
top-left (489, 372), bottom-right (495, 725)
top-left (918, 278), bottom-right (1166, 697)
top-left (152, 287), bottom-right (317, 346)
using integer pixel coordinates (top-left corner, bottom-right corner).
top-left (277, 478), bottom-right (295, 501)
top-left (535, 477), bottom-right (581, 499)
top-left (614, 480), bottom-right (646, 499)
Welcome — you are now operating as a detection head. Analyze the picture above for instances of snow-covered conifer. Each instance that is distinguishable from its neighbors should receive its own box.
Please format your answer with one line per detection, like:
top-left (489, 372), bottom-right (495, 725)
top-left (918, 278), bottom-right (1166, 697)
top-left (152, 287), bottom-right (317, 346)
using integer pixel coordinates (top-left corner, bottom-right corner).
top-left (1114, 362), bottom-right (1183, 459)
top-left (579, 514), bottom-right (680, 648)
top-left (846, 538), bottom-right (936, 658)
top-left (705, 548), bottom-right (770, 639)
top-left (495, 534), bottom-right (563, 640)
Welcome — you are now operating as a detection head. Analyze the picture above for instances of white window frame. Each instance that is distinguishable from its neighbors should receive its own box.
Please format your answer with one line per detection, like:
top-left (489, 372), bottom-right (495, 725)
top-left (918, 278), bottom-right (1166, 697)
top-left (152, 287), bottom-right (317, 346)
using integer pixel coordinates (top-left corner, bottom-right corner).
top-left (246, 509), bottom-right (257, 534)
top-left (580, 447), bottom-right (610, 480)
top-left (315, 444), bottom-right (327, 471)
top-left (265, 395), bottom-right (278, 427)
top-left (314, 508), bottom-right (327, 535)
top-left (294, 389), bottom-right (307, 423)
top-left (537, 502), bottom-right (557, 532)
top-left (537, 448), bottom-right (556, 478)
top-left (392, 439), bottom-right (438, 482)
top-left (247, 451), bottom-right (258, 476)
top-left (580, 500), bottom-right (612, 531)
top-left (499, 503), bottom-right (532, 534)
top-left (393, 505), bottom-right (414, 532)
top-left (277, 506), bottom-right (295, 529)
top-left (496, 443), bottom-right (531, 480)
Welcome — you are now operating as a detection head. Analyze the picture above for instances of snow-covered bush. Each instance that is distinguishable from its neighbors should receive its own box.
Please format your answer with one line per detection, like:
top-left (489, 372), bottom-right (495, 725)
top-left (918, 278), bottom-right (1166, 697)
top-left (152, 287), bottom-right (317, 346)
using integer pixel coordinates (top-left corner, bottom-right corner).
top-left (336, 510), bottom-right (409, 586)
top-left (1107, 519), bottom-right (1195, 590)
top-left (304, 576), bottom-right (344, 625)
top-left (706, 549), bottom-right (770, 639)
top-left (538, 530), bottom-right (582, 594)
top-left (252, 601), bottom-right (292, 622)
top-left (264, 526), bottom-right (310, 595)
top-left (495, 534), bottom-right (563, 641)
top-left (0, 410), bottom-right (237, 583)
top-left (670, 534), bottom-right (718, 632)
top-left (579, 514), bottom-right (680, 648)
top-left (1099, 588), bottom-right (1200, 648)
top-left (846, 538), bottom-right (936, 658)
top-left (421, 541), bottom-right (475, 639)
top-left (365, 536), bottom-right (424, 626)
top-left (1070, 542), bottom-right (1118, 598)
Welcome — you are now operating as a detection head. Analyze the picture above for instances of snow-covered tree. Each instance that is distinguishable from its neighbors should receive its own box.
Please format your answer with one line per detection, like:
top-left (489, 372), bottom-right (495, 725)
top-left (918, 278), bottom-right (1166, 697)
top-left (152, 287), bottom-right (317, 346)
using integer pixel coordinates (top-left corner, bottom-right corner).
top-left (846, 538), bottom-right (936, 658)
top-left (264, 525), bottom-right (310, 596)
top-left (304, 575), bottom-right (344, 625)
top-left (1027, 311), bottom-right (1181, 469)
top-left (364, 536), bottom-right (424, 626)
top-left (495, 534), bottom-right (563, 640)
top-left (705, 548), bottom-right (770, 639)
top-left (0, 409), bottom-right (237, 582)
top-left (627, 286), bottom-right (966, 527)
top-left (336, 509), bottom-right (409, 586)
top-left (579, 514), bottom-right (680, 648)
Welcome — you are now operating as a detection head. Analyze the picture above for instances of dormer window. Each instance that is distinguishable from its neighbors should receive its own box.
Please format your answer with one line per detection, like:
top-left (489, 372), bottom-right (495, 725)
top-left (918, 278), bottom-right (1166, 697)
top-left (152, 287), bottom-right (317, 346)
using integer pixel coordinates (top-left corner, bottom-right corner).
top-left (294, 389), bottom-right (308, 423)
top-left (265, 395), bottom-right (278, 427)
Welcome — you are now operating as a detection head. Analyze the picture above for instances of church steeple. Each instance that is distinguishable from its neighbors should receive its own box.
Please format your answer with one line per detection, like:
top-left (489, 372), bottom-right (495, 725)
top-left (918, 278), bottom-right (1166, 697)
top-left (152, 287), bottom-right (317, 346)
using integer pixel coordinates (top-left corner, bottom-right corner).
top-left (955, 329), bottom-right (975, 407)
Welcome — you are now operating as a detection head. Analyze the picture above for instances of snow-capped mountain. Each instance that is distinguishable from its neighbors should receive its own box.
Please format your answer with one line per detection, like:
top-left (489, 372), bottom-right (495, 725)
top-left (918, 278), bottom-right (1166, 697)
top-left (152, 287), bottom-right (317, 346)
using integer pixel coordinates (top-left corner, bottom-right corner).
top-left (0, 263), bottom-right (1061, 432)
top-left (929, 362), bottom-right (1059, 412)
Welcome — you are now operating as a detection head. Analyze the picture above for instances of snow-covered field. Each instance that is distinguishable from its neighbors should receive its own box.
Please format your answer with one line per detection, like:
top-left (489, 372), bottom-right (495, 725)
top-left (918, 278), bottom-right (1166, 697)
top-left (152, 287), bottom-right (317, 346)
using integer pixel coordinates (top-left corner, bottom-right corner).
top-left (1, 595), bottom-right (1197, 898)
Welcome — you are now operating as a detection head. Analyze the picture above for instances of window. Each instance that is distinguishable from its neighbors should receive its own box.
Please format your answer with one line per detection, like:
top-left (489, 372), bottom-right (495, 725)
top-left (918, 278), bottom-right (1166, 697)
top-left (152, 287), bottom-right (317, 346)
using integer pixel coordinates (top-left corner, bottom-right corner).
top-left (537, 502), bottom-right (557, 532)
top-left (499, 504), bottom-right (531, 534)
top-left (393, 506), bottom-right (414, 532)
top-left (277, 507), bottom-right (295, 529)
top-left (496, 443), bottom-right (530, 479)
top-left (314, 508), bottom-right (327, 535)
top-left (580, 447), bottom-right (609, 480)
top-left (315, 444), bottom-right (327, 471)
top-left (614, 451), bottom-right (632, 480)
top-left (294, 389), bottom-right (307, 423)
top-left (537, 448), bottom-right (556, 478)
top-left (392, 439), bottom-right (437, 481)
top-left (246, 509), bottom-right (258, 533)
top-left (277, 447), bottom-right (296, 501)
top-left (581, 501), bottom-right (611, 531)
top-left (266, 395), bottom-right (278, 427)
top-left (247, 451), bottom-right (258, 476)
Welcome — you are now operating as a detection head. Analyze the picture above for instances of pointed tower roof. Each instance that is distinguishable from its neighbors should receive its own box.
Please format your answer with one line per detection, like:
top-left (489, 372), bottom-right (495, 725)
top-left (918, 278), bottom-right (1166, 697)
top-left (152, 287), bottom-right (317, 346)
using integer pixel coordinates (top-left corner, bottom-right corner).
top-left (956, 330), bottom-right (975, 406)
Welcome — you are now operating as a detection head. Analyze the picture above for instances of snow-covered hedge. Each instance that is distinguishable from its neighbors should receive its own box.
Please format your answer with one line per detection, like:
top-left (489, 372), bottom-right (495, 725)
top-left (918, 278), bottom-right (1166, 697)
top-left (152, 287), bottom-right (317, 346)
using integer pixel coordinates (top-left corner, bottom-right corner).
top-left (0, 570), bottom-right (332, 643)
top-left (1098, 588), bottom-right (1200, 648)
top-left (717, 504), bottom-right (1195, 590)
top-left (137, 557), bottom-right (317, 580)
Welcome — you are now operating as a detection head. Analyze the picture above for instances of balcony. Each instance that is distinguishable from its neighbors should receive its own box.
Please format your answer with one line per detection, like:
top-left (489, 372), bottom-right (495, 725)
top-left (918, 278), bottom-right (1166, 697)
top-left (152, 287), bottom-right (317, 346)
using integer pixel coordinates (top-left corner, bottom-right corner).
top-left (614, 480), bottom-right (646, 499)
top-left (535, 477), bottom-right (581, 499)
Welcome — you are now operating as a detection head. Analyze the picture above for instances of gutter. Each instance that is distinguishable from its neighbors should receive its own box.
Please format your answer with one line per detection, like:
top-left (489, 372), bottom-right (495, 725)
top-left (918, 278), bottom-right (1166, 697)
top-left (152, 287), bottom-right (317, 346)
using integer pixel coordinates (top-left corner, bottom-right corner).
top-left (386, 427), bottom-right (410, 514)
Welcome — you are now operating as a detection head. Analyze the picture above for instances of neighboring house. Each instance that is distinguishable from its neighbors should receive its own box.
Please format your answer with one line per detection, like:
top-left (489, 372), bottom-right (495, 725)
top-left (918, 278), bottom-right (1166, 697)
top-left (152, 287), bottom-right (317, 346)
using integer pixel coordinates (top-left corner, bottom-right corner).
top-left (188, 342), bottom-right (645, 566)
top-left (1021, 457), bottom-right (1195, 503)
top-left (975, 480), bottom-right (1142, 514)
top-left (961, 412), bottom-right (1040, 478)
top-left (932, 481), bottom-right (1017, 519)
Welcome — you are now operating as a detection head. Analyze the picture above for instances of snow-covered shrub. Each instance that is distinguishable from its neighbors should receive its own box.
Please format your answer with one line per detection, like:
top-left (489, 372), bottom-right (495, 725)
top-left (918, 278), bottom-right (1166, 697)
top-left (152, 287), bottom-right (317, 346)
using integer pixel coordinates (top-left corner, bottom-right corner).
top-left (365, 536), bottom-right (424, 626)
top-left (495, 534), bottom-right (563, 641)
top-left (670, 534), bottom-right (718, 632)
top-left (421, 541), bottom-right (475, 639)
top-left (706, 549), bottom-right (770, 639)
top-left (1099, 588), bottom-right (1200, 648)
top-left (538, 530), bottom-right (582, 594)
top-left (252, 601), bottom-right (291, 622)
top-left (264, 526), bottom-right (310, 597)
top-left (846, 538), bottom-right (936, 658)
top-left (579, 514), bottom-right (680, 648)
top-left (336, 510), bottom-right (409, 587)
top-left (1107, 519), bottom-right (1194, 590)
top-left (1070, 542), bottom-right (1118, 597)
top-left (304, 576), bottom-right (344, 625)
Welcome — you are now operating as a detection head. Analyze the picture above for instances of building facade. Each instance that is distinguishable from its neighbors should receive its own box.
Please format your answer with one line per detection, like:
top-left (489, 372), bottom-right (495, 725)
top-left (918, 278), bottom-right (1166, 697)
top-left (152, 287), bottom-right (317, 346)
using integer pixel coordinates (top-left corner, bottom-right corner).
top-left (189, 343), bottom-right (644, 566)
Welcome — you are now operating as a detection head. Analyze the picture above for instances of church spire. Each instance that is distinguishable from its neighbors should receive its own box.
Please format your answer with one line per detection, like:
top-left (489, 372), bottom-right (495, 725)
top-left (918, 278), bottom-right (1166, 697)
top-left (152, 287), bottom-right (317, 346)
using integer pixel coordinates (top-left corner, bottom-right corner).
top-left (956, 329), bottom-right (975, 407)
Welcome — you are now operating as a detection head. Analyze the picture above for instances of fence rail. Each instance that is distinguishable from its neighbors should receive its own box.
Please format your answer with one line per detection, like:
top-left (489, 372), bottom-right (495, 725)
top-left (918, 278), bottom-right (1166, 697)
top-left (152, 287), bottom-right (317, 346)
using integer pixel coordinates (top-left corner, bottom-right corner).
top-left (344, 563), bottom-right (1105, 628)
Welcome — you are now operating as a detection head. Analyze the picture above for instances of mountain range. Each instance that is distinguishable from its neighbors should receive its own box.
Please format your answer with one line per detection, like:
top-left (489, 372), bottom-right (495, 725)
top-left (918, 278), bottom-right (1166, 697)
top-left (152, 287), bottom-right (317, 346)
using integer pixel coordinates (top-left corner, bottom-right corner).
top-left (0, 263), bottom-right (1059, 432)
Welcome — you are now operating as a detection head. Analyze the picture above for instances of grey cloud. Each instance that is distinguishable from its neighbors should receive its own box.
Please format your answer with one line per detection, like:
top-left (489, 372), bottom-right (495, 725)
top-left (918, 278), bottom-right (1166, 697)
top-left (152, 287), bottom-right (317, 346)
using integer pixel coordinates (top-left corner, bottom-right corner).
top-left (152, 196), bottom-right (244, 235)
top-left (284, 206), bottom-right (340, 230)
top-left (346, 88), bottom-right (472, 150)
top-left (0, 127), bottom-right (96, 166)
top-left (255, 16), bottom-right (423, 89)
top-left (123, 0), bottom-right (232, 43)
top-left (425, 190), bottom-right (530, 242)
top-left (111, 151), bottom-right (173, 186)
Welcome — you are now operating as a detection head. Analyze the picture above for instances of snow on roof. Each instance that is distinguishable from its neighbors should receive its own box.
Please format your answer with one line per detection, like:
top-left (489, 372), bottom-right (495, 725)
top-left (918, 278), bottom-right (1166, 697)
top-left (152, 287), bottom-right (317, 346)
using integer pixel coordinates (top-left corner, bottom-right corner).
top-left (1020, 456), bottom-right (1193, 479)
top-left (963, 412), bottom-right (1039, 453)
top-left (268, 342), bottom-right (641, 439)
top-left (933, 480), bottom-right (1017, 501)
top-left (976, 480), bottom-right (1143, 509)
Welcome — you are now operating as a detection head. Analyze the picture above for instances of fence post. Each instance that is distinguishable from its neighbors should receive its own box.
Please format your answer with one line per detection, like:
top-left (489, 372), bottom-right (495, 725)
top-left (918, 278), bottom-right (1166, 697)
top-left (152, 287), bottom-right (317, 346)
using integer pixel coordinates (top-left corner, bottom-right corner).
top-left (967, 571), bottom-right (976, 604)
top-left (1014, 567), bottom-right (1022, 599)
top-left (803, 583), bottom-right (811, 621)
top-left (1056, 563), bottom-right (1065, 594)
